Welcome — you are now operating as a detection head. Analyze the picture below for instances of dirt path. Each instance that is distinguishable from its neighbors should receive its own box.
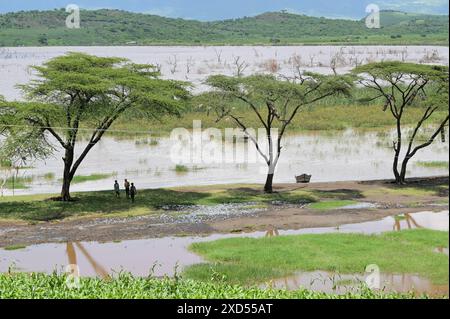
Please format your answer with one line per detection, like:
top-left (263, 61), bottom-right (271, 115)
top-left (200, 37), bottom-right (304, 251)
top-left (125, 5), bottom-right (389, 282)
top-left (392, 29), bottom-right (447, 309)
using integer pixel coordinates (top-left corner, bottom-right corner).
top-left (0, 177), bottom-right (448, 247)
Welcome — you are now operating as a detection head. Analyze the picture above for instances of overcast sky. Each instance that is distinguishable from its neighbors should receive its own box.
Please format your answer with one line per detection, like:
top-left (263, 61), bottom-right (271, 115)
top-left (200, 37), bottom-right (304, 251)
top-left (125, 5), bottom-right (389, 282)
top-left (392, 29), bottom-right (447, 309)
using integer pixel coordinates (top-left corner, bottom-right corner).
top-left (0, 0), bottom-right (448, 20)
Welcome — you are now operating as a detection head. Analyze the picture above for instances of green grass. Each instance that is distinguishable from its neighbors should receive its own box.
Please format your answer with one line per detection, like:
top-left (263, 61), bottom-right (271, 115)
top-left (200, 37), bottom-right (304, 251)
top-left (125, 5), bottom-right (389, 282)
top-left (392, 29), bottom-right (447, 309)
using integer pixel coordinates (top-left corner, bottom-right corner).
top-left (309, 200), bottom-right (357, 210)
top-left (0, 159), bottom-right (12, 169)
top-left (173, 165), bottom-right (189, 173)
top-left (42, 173), bottom-right (55, 181)
top-left (0, 185), bottom-right (317, 222)
top-left (0, 173), bottom-right (60, 190)
top-left (3, 245), bottom-right (27, 251)
top-left (416, 161), bottom-right (449, 169)
top-left (65, 173), bottom-right (115, 184)
top-left (185, 229), bottom-right (449, 286)
top-left (0, 179), bottom-right (446, 222)
top-left (2, 176), bottom-right (33, 189)
top-left (110, 103), bottom-right (449, 136)
top-left (364, 185), bottom-right (442, 198)
top-left (0, 272), bottom-right (422, 299)
top-left (386, 187), bottom-right (436, 196)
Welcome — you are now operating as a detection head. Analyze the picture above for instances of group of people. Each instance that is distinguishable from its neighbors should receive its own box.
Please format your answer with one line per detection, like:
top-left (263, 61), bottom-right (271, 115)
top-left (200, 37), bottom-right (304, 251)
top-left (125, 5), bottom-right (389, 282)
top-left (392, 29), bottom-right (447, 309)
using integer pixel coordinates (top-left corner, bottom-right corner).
top-left (114, 179), bottom-right (137, 202)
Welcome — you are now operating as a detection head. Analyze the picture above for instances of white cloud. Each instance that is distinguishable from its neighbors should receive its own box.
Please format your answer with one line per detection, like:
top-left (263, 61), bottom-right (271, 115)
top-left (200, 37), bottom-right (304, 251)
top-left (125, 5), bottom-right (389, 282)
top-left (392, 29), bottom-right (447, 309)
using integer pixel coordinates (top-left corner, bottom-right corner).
top-left (377, 0), bottom-right (448, 13)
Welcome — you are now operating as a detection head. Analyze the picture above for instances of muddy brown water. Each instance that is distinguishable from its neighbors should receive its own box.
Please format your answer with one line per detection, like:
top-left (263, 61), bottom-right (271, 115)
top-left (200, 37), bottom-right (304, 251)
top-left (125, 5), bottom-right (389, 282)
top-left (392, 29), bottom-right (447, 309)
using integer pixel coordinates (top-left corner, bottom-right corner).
top-left (0, 46), bottom-right (449, 197)
top-left (262, 271), bottom-right (449, 297)
top-left (1, 46), bottom-right (448, 100)
top-left (1, 129), bottom-right (448, 197)
top-left (0, 210), bottom-right (448, 295)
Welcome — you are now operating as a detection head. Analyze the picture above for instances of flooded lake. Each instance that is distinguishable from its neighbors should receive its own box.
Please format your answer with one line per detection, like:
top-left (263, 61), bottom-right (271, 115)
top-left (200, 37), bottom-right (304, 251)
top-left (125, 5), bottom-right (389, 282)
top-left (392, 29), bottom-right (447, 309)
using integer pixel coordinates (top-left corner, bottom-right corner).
top-left (0, 46), bottom-right (448, 100)
top-left (0, 45), bottom-right (448, 196)
top-left (1, 128), bottom-right (448, 196)
top-left (0, 46), bottom-right (448, 295)
top-left (0, 210), bottom-right (447, 296)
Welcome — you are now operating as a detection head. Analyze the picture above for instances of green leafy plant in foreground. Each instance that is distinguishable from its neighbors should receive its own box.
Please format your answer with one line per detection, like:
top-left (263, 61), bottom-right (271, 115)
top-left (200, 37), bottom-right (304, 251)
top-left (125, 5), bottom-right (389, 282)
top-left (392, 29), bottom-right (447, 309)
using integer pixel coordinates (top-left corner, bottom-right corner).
top-left (0, 272), bottom-right (424, 299)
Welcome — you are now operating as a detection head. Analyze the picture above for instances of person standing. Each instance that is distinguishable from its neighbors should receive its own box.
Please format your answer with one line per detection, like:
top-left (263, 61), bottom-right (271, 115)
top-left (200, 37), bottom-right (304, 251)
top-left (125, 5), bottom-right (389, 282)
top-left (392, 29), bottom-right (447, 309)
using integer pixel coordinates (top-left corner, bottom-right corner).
top-left (124, 179), bottom-right (130, 199)
top-left (130, 183), bottom-right (137, 203)
top-left (114, 180), bottom-right (120, 198)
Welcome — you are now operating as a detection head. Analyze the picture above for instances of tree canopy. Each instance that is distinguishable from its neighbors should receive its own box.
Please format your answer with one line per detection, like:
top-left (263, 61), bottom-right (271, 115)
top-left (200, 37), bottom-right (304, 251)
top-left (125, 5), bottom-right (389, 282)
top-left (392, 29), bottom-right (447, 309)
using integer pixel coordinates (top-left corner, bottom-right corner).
top-left (204, 73), bottom-right (353, 192)
top-left (0, 52), bottom-right (189, 200)
top-left (353, 61), bottom-right (449, 183)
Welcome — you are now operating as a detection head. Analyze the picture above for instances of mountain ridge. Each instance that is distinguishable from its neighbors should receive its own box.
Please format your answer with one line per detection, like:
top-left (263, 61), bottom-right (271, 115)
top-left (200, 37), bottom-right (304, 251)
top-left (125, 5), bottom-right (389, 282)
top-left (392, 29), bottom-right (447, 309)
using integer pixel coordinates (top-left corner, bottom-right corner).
top-left (0, 9), bottom-right (448, 46)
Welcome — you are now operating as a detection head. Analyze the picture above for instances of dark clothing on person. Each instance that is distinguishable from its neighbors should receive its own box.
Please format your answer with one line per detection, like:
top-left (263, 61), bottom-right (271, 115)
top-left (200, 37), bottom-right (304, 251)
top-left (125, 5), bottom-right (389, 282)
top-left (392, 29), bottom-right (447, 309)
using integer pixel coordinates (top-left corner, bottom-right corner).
top-left (114, 182), bottom-right (120, 197)
top-left (124, 180), bottom-right (130, 199)
top-left (130, 185), bottom-right (137, 203)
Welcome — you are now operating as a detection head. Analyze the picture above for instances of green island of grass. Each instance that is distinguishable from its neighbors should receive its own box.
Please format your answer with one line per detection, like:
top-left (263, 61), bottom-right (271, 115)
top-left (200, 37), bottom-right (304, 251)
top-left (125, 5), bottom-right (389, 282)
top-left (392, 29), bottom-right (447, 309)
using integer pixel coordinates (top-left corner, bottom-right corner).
top-left (309, 200), bottom-right (357, 210)
top-left (3, 245), bottom-right (27, 251)
top-left (416, 161), bottom-right (449, 169)
top-left (184, 229), bottom-right (449, 286)
top-left (62, 173), bottom-right (116, 185)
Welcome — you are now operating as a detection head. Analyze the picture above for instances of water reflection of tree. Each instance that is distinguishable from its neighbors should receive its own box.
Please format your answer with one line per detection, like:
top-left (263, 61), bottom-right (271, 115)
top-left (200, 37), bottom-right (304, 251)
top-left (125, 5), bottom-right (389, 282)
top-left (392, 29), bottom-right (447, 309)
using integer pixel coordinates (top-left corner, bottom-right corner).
top-left (393, 213), bottom-right (423, 231)
top-left (265, 226), bottom-right (279, 237)
top-left (382, 273), bottom-right (436, 295)
top-left (66, 242), bottom-right (110, 279)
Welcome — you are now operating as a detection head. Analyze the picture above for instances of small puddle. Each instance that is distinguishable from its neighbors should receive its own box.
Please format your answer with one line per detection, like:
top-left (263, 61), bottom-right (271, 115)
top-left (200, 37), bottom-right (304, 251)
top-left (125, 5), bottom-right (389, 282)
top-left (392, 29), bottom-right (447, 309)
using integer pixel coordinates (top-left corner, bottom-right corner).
top-left (0, 211), bottom-right (448, 295)
top-left (261, 271), bottom-right (449, 296)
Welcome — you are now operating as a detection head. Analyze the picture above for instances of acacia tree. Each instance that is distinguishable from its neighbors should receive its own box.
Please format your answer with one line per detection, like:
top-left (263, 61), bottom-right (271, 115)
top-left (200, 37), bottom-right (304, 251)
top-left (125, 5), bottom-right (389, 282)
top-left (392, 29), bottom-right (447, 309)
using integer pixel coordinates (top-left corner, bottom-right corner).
top-left (353, 62), bottom-right (449, 184)
top-left (0, 53), bottom-right (188, 201)
top-left (205, 74), bottom-right (353, 193)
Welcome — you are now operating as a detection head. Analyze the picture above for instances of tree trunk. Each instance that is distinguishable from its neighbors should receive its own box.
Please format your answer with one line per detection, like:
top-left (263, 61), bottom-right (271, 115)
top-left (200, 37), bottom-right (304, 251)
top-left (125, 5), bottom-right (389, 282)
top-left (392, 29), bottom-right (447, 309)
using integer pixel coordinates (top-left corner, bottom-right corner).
top-left (61, 176), bottom-right (72, 201)
top-left (393, 118), bottom-right (403, 184)
top-left (398, 156), bottom-right (411, 185)
top-left (393, 157), bottom-right (401, 184)
top-left (264, 173), bottom-right (274, 193)
top-left (61, 148), bottom-right (74, 201)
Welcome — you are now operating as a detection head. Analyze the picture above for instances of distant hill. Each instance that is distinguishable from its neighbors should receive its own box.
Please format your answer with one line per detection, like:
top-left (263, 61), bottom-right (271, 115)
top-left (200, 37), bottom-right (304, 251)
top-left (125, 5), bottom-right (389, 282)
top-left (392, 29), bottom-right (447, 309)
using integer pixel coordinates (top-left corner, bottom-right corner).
top-left (0, 9), bottom-right (448, 46)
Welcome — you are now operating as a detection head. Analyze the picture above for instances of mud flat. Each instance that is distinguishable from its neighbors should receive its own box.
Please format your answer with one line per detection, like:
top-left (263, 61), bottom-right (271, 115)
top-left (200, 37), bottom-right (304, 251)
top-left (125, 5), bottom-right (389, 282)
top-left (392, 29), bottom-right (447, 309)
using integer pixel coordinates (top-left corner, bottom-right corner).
top-left (0, 176), bottom-right (447, 247)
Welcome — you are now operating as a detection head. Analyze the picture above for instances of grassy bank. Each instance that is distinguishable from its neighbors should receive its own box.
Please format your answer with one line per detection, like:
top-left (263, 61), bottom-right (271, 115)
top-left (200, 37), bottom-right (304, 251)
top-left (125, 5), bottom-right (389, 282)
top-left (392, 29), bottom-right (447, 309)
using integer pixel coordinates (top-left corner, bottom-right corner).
top-left (0, 272), bottom-right (422, 299)
top-left (63, 173), bottom-right (116, 184)
top-left (185, 229), bottom-right (449, 286)
top-left (416, 161), bottom-right (449, 169)
top-left (1, 176), bottom-right (32, 190)
top-left (0, 180), bottom-right (447, 222)
top-left (110, 104), bottom-right (448, 136)
top-left (0, 184), bottom-right (316, 222)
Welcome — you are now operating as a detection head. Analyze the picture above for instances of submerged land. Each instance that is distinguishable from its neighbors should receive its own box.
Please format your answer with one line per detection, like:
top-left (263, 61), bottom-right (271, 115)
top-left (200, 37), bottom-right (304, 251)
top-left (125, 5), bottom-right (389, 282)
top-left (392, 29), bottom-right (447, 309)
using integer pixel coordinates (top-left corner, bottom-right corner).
top-left (0, 9), bottom-right (448, 299)
top-left (1, 176), bottom-right (448, 299)
top-left (0, 176), bottom-right (447, 247)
